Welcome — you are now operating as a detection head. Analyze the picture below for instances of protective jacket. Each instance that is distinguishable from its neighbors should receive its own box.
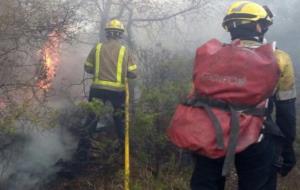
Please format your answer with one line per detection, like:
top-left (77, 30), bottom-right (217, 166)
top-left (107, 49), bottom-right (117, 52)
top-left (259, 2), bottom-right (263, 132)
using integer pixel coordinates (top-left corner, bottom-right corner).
top-left (168, 39), bottom-right (297, 176)
top-left (239, 40), bottom-right (296, 98)
top-left (242, 40), bottom-right (297, 176)
top-left (84, 39), bottom-right (137, 92)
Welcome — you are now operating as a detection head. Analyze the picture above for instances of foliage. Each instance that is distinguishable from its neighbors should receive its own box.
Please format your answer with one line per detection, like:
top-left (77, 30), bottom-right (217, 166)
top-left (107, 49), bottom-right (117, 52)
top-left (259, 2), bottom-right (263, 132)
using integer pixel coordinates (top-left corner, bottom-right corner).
top-left (44, 49), bottom-right (194, 190)
top-left (49, 47), bottom-right (300, 190)
top-left (78, 99), bottom-right (113, 117)
top-left (0, 0), bottom-right (299, 189)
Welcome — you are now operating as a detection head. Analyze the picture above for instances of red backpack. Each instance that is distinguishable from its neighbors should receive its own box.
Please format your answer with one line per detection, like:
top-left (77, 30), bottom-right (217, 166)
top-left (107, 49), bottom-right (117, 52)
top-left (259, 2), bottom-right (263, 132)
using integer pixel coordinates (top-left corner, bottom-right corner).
top-left (168, 39), bottom-right (280, 175)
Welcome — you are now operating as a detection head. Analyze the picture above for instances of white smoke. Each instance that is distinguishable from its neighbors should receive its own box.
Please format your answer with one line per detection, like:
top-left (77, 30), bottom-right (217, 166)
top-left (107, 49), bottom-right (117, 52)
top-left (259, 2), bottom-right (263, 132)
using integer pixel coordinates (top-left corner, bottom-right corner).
top-left (1, 127), bottom-right (77, 190)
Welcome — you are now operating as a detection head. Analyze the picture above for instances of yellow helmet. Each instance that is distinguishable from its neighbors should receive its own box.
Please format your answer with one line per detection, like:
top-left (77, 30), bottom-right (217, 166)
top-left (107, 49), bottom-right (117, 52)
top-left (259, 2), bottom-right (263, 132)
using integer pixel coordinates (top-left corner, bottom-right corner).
top-left (222, 1), bottom-right (273, 30)
top-left (105, 19), bottom-right (125, 32)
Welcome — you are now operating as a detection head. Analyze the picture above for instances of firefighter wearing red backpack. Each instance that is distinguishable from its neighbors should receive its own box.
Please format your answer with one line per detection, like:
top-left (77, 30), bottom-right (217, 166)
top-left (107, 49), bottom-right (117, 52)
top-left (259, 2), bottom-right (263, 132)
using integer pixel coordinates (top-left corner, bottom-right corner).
top-left (168, 1), bottom-right (297, 190)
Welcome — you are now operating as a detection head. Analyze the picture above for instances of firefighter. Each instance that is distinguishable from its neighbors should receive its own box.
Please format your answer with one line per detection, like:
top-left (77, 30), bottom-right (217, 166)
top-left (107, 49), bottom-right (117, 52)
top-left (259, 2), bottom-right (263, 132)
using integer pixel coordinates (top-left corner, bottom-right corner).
top-left (84, 19), bottom-right (137, 143)
top-left (190, 1), bottom-right (296, 190)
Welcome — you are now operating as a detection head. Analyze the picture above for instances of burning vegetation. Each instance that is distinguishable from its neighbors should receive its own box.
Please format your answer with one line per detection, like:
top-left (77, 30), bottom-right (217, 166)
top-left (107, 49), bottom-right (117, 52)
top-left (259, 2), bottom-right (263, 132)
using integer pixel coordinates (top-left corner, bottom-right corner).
top-left (0, 0), bottom-right (299, 190)
top-left (36, 31), bottom-right (61, 91)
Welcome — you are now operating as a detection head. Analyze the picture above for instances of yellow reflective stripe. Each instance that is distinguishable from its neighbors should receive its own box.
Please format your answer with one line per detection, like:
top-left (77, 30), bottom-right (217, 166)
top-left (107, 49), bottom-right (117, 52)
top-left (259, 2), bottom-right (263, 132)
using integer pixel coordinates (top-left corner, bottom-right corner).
top-left (95, 43), bottom-right (102, 79)
top-left (93, 44), bottom-right (126, 89)
top-left (94, 80), bottom-right (125, 88)
top-left (276, 88), bottom-right (297, 100)
top-left (128, 64), bottom-right (137, 71)
top-left (117, 46), bottom-right (126, 83)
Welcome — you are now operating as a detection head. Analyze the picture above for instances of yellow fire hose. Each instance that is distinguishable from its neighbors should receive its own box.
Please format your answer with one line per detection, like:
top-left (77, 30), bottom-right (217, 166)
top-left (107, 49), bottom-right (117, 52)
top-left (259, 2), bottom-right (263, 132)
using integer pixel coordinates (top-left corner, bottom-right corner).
top-left (124, 79), bottom-right (130, 190)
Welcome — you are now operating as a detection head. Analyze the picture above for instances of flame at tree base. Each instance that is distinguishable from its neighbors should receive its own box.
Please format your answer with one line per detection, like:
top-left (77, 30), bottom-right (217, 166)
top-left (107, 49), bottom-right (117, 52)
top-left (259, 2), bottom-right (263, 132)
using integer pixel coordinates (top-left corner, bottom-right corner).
top-left (36, 31), bottom-right (61, 90)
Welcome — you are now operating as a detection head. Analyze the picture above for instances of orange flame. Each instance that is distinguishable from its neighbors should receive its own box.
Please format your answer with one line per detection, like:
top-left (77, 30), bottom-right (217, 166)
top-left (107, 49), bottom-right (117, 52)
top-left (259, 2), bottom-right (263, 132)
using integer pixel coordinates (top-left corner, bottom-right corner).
top-left (37, 31), bottom-right (61, 90)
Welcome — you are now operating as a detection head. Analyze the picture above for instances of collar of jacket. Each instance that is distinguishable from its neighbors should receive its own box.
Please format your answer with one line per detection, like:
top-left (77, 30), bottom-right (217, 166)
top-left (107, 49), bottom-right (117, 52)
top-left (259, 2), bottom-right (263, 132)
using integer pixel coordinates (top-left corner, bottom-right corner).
top-left (239, 40), bottom-right (262, 48)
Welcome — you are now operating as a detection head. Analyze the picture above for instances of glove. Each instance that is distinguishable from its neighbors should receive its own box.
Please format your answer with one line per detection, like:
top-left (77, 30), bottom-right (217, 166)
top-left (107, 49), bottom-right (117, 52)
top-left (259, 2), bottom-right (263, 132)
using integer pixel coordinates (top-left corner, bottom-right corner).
top-left (275, 143), bottom-right (296, 177)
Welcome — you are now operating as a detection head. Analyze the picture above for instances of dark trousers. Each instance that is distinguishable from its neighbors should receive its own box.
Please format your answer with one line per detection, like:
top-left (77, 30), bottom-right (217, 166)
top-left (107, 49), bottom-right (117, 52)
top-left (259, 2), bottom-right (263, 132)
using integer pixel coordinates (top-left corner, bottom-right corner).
top-left (190, 136), bottom-right (277, 190)
top-left (88, 88), bottom-right (125, 142)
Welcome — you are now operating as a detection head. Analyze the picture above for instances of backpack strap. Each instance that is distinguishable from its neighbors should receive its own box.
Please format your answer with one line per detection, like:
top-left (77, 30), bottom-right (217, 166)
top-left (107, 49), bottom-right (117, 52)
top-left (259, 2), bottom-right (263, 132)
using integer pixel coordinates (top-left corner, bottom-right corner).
top-left (183, 96), bottom-right (266, 117)
top-left (183, 96), bottom-right (266, 176)
top-left (222, 106), bottom-right (240, 176)
top-left (272, 41), bottom-right (277, 51)
top-left (187, 99), bottom-right (225, 150)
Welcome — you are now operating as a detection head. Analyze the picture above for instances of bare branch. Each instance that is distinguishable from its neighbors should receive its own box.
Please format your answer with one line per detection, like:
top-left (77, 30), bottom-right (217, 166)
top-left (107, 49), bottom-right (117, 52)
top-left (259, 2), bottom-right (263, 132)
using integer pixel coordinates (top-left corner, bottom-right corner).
top-left (131, 4), bottom-right (200, 22)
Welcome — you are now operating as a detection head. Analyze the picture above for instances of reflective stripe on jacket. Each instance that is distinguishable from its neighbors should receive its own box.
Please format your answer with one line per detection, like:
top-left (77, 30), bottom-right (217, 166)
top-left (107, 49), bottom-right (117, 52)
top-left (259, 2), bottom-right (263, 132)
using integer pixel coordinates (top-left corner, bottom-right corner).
top-left (84, 39), bottom-right (137, 91)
